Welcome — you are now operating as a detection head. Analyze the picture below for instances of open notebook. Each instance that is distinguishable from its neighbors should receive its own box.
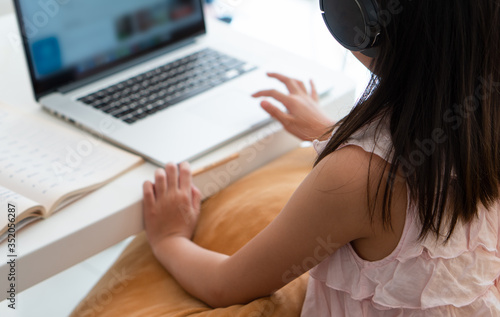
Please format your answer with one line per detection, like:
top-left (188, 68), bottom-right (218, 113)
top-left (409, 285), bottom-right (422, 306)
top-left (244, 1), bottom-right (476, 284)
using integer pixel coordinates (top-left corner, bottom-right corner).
top-left (0, 103), bottom-right (143, 239)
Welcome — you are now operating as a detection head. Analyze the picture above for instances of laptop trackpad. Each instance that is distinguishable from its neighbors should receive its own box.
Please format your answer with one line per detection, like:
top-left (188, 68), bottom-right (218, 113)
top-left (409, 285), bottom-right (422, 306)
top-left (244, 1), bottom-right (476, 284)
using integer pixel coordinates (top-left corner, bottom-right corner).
top-left (193, 91), bottom-right (269, 129)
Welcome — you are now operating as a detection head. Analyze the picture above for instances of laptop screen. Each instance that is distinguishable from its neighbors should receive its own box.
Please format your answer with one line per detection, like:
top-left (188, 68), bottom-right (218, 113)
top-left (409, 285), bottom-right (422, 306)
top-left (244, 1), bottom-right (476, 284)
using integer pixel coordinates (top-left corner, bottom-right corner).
top-left (15, 0), bottom-right (205, 98)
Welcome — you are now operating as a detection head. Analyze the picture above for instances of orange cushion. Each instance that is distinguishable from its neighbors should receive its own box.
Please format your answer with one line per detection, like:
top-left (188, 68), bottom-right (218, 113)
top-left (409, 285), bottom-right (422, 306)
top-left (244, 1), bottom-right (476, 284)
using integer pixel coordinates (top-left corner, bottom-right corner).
top-left (71, 146), bottom-right (316, 317)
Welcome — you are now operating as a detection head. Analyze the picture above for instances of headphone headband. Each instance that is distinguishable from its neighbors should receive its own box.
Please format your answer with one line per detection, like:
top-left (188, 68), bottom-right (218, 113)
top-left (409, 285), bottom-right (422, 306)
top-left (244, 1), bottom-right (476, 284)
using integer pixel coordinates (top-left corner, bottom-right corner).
top-left (320, 0), bottom-right (381, 55)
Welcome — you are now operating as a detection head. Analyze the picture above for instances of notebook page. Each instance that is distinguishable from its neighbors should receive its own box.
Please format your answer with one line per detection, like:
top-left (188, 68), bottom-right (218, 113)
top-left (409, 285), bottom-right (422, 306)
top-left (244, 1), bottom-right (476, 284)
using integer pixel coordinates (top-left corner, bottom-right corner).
top-left (0, 105), bottom-right (142, 212)
top-left (0, 185), bottom-right (44, 233)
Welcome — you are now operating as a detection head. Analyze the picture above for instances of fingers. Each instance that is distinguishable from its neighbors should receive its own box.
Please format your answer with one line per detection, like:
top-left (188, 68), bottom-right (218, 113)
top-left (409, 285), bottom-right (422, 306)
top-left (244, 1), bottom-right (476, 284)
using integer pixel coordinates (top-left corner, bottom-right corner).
top-left (266, 73), bottom-right (302, 94)
top-left (310, 80), bottom-right (319, 101)
top-left (165, 163), bottom-right (178, 190)
top-left (260, 100), bottom-right (293, 125)
top-left (178, 162), bottom-right (192, 192)
top-left (159, 162), bottom-right (193, 193)
top-left (297, 80), bottom-right (307, 93)
top-left (143, 181), bottom-right (155, 210)
top-left (191, 185), bottom-right (202, 210)
top-left (154, 168), bottom-right (167, 195)
top-left (252, 89), bottom-right (292, 106)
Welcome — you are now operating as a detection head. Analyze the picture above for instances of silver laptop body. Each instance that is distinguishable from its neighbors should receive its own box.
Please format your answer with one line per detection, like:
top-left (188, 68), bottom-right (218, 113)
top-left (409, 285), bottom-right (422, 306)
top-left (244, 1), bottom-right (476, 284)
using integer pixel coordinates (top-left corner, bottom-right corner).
top-left (14, 0), bottom-right (333, 165)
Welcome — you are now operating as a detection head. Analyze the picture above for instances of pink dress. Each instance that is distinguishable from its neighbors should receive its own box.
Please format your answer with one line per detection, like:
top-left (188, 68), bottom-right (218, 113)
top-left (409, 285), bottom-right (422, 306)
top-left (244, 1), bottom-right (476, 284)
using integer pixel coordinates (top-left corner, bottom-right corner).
top-left (301, 120), bottom-right (500, 316)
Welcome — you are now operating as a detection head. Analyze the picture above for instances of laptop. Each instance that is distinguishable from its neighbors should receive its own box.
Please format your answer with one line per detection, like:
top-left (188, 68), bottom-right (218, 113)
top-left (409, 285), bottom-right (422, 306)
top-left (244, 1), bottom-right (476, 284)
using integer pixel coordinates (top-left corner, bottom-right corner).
top-left (14, 0), bottom-right (334, 165)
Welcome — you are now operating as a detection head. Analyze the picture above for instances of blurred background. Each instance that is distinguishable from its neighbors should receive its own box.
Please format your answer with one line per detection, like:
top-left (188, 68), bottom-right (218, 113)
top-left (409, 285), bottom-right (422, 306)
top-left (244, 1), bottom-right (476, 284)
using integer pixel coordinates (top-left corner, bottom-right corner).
top-left (0, 0), bottom-right (370, 96)
top-left (0, 0), bottom-right (11, 15)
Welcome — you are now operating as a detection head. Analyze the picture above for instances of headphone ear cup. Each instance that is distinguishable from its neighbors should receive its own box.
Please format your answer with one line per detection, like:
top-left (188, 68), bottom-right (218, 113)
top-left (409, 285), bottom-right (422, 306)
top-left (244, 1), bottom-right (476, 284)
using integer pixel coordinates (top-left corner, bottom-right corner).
top-left (320, 0), bottom-right (381, 53)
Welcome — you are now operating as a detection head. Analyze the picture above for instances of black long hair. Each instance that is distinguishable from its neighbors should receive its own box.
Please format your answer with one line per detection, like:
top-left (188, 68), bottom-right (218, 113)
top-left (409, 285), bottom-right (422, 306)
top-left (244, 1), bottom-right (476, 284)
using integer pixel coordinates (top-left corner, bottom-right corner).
top-left (315, 0), bottom-right (500, 240)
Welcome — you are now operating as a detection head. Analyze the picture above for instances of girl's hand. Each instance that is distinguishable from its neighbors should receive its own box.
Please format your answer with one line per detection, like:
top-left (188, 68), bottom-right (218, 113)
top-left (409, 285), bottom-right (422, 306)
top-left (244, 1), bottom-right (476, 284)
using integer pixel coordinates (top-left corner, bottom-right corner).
top-left (143, 162), bottom-right (202, 249)
top-left (252, 73), bottom-right (334, 141)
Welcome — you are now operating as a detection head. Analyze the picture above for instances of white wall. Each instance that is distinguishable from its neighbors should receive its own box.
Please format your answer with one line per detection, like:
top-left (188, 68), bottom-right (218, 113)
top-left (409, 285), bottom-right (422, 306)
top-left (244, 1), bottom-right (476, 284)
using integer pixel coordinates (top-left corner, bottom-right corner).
top-left (0, 0), bottom-right (13, 16)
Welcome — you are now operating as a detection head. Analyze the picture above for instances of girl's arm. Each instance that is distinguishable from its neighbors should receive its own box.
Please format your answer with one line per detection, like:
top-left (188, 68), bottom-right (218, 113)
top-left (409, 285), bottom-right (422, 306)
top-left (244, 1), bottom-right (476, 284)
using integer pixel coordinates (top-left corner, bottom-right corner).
top-left (143, 146), bottom-right (378, 308)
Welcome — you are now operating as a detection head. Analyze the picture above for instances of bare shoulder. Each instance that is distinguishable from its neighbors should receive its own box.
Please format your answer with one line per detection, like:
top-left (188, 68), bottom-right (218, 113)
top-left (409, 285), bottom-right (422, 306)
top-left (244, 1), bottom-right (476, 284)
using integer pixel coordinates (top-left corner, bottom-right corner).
top-left (311, 145), bottom-right (384, 189)
top-left (309, 145), bottom-right (392, 206)
top-left (307, 145), bottom-right (408, 259)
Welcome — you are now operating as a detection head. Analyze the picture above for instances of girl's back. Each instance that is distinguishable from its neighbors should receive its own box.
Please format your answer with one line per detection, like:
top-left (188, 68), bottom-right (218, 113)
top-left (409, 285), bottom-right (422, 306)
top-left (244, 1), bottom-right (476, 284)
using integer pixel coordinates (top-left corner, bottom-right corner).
top-left (303, 118), bottom-right (500, 316)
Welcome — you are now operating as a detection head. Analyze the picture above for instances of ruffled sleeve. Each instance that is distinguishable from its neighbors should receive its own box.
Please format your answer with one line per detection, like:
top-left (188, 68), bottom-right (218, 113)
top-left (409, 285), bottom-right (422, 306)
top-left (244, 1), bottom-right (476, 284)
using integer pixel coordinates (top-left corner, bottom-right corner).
top-left (307, 118), bottom-right (500, 312)
top-left (309, 202), bottom-right (500, 310)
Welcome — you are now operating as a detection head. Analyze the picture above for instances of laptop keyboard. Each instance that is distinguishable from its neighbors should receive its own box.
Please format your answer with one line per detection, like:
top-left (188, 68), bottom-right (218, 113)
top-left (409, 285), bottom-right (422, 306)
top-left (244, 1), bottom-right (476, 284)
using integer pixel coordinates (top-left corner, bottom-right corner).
top-left (77, 48), bottom-right (257, 124)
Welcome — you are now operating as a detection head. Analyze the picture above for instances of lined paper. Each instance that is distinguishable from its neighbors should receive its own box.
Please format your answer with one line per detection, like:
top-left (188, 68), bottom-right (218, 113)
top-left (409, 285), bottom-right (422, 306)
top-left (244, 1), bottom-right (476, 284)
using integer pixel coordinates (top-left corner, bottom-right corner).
top-left (0, 105), bottom-right (142, 212)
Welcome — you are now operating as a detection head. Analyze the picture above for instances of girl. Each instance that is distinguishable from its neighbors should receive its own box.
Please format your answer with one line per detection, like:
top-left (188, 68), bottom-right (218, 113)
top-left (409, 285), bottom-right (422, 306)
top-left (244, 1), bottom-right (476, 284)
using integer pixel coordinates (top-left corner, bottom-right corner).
top-left (143, 0), bottom-right (500, 315)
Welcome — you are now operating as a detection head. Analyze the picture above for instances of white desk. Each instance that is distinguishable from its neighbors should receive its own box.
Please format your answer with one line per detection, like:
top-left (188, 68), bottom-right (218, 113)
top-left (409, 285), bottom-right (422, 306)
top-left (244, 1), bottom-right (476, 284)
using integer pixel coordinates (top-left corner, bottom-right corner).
top-left (0, 11), bottom-right (355, 300)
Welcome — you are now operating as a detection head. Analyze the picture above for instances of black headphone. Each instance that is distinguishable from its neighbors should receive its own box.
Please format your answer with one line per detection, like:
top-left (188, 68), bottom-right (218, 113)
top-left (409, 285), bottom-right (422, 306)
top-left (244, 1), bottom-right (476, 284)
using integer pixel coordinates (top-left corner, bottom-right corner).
top-left (320, 0), bottom-right (382, 57)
